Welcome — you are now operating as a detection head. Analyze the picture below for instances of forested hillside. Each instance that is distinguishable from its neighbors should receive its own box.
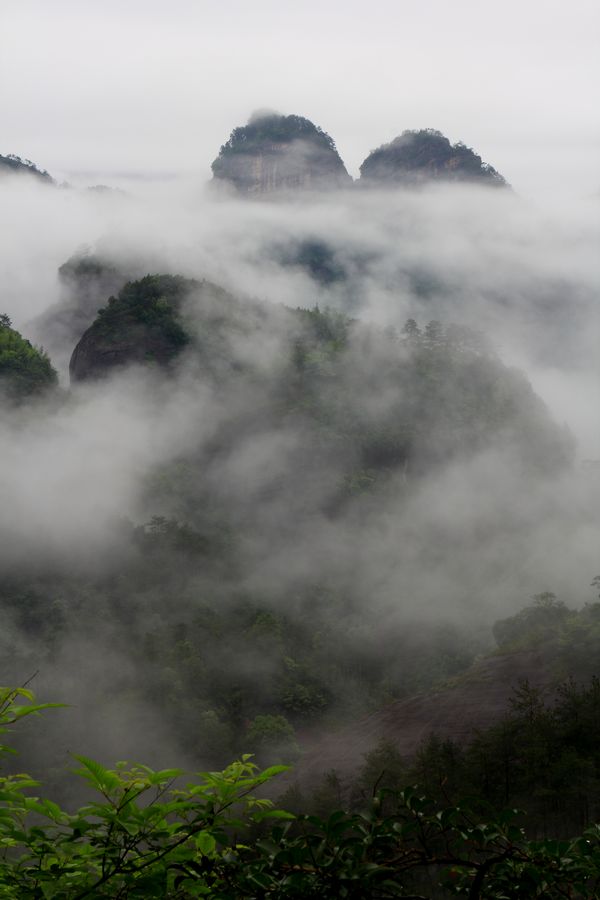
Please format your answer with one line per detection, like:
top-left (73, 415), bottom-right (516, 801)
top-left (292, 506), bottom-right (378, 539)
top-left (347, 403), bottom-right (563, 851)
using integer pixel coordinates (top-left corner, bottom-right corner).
top-left (0, 314), bottom-right (57, 401)
top-left (1, 273), bottom-right (575, 789)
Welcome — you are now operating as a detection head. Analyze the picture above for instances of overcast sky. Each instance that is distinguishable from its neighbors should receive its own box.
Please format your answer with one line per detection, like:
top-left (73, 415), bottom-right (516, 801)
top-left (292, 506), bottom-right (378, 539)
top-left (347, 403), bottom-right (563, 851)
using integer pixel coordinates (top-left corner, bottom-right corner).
top-left (1, 0), bottom-right (598, 196)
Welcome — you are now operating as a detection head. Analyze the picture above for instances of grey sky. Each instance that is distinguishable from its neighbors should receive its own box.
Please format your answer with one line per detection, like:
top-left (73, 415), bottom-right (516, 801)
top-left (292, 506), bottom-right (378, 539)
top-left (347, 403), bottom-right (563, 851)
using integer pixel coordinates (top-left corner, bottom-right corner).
top-left (1, 0), bottom-right (598, 194)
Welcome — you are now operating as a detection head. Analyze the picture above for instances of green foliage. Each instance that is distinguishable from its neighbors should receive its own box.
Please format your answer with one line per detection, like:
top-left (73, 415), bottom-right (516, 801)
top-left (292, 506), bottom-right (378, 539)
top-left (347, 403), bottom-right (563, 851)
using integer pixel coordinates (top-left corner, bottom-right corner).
top-left (1, 691), bottom-right (600, 898)
top-left (403, 674), bottom-right (600, 839)
top-left (246, 715), bottom-right (300, 765)
top-left (0, 686), bottom-right (292, 898)
top-left (0, 686), bottom-right (64, 755)
top-left (353, 739), bottom-right (407, 806)
top-left (491, 592), bottom-right (600, 685)
top-left (95, 275), bottom-right (190, 348)
top-left (0, 317), bottom-right (58, 401)
top-left (493, 593), bottom-right (569, 648)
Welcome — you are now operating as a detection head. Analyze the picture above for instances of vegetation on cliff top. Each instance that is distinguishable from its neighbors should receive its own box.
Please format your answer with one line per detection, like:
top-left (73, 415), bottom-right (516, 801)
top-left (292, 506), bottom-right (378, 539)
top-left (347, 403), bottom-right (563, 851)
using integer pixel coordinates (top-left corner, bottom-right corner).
top-left (360, 129), bottom-right (507, 186)
top-left (214, 113), bottom-right (340, 159)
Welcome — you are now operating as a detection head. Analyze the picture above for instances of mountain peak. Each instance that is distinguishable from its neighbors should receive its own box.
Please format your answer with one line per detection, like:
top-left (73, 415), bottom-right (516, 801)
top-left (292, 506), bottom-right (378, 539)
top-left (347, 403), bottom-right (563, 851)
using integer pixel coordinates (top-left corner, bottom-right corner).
top-left (211, 112), bottom-right (352, 195)
top-left (0, 153), bottom-right (54, 183)
top-left (360, 129), bottom-right (507, 187)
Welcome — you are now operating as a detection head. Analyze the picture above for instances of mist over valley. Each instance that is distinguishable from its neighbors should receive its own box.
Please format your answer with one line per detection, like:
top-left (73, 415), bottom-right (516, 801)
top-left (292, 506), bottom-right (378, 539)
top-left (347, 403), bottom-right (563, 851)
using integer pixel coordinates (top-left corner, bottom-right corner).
top-left (1, 4), bottom-right (600, 889)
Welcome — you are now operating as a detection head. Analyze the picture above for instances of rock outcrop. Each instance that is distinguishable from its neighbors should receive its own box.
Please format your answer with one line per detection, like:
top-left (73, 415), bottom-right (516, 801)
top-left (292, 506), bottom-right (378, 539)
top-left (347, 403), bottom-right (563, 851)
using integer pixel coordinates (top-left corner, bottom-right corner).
top-left (211, 111), bottom-right (352, 195)
top-left (359, 129), bottom-right (507, 187)
top-left (69, 275), bottom-right (193, 382)
top-left (68, 274), bottom-right (241, 383)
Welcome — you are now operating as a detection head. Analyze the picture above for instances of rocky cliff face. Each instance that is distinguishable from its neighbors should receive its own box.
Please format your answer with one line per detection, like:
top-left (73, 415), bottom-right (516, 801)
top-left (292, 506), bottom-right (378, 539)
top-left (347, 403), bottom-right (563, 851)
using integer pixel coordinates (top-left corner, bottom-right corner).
top-left (359, 129), bottom-right (507, 187)
top-left (211, 112), bottom-right (352, 195)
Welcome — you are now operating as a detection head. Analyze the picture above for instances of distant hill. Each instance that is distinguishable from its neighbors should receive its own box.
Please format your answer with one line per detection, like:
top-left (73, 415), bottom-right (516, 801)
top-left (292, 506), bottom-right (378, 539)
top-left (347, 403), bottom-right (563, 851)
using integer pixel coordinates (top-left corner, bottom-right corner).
top-left (0, 314), bottom-right (58, 401)
top-left (28, 251), bottom-right (140, 371)
top-left (211, 112), bottom-right (352, 194)
top-left (359, 129), bottom-right (507, 187)
top-left (0, 153), bottom-right (53, 183)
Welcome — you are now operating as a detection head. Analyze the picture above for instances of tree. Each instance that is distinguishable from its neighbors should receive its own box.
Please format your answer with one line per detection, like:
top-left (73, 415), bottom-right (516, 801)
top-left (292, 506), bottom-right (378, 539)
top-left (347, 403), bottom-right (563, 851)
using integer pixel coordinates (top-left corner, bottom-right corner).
top-left (424, 319), bottom-right (444, 343)
top-left (401, 318), bottom-right (420, 339)
top-left (246, 714), bottom-right (300, 763)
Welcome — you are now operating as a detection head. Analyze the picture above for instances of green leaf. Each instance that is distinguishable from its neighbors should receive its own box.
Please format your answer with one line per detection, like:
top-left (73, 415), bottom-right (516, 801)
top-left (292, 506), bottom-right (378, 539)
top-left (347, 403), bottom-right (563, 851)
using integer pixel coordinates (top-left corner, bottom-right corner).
top-left (73, 756), bottom-right (121, 793)
top-left (252, 809), bottom-right (296, 823)
top-left (196, 831), bottom-right (216, 855)
top-left (147, 768), bottom-right (182, 784)
top-left (258, 765), bottom-right (291, 779)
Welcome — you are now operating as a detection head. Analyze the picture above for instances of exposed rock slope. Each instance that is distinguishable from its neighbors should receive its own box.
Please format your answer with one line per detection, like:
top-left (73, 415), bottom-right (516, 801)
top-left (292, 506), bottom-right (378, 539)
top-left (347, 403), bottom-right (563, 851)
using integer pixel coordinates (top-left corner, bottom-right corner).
top-left (293, 643), bottom-right (559, 787)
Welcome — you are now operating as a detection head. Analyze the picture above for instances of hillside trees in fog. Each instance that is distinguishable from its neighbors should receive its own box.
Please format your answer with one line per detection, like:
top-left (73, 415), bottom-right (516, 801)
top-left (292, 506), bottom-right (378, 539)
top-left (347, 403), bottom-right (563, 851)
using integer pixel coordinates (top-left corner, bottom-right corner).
top-left (0, 315), bottom-right (57, 401)
top-left (0, 272), bottom-right (577, 778)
